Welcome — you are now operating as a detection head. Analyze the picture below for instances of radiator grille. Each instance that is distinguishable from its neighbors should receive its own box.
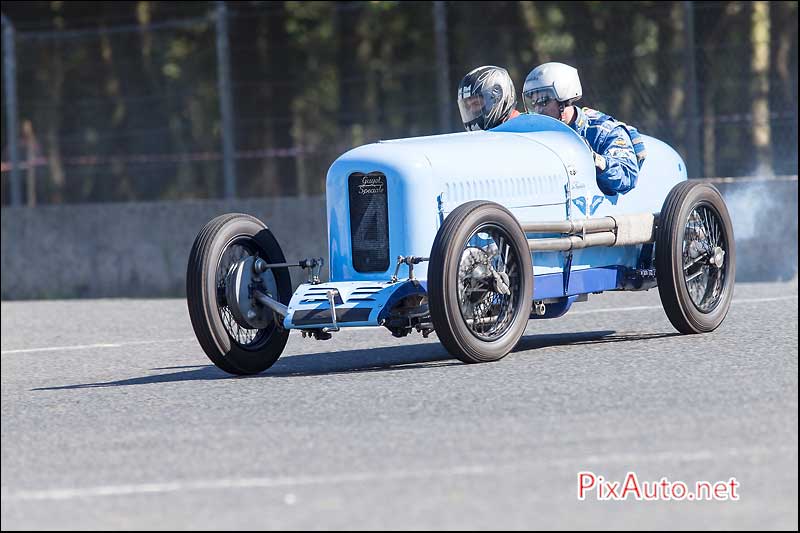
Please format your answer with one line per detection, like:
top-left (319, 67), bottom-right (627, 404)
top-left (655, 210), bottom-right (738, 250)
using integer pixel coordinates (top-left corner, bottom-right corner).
top-left (349, 172), bottom-right (389, 272)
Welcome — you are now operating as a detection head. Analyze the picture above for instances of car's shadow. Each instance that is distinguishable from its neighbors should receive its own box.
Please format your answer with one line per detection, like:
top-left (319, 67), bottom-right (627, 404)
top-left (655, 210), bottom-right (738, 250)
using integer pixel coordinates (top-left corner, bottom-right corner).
top-left (32, 329), bottom-right (680, 391)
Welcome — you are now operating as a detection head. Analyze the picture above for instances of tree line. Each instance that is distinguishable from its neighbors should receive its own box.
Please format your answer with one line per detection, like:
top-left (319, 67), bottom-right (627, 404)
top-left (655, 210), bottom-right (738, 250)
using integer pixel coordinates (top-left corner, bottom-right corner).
top-left (1, 1), bottom-right (797, 205)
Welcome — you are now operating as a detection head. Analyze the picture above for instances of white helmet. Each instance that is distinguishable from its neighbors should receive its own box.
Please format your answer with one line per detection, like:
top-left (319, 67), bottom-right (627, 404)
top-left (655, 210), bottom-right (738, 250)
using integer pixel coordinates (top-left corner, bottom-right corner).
top-left (522, 62), bottom-right (582, 114)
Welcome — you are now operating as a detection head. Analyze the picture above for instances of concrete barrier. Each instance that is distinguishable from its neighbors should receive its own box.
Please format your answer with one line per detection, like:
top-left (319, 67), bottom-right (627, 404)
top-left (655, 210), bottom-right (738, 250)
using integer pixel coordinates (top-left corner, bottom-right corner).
top-left (1, 197), bottom-right (327, 300)
top-left (1, 180), bottom-right (796, 300)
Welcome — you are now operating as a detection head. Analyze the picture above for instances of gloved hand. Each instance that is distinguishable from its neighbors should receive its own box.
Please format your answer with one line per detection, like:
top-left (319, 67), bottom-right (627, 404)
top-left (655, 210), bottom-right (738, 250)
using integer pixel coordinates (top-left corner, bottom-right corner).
top-left (592, 151), bottom-right (607, 172)
top-left (582, 136), bottom-right (607, 172)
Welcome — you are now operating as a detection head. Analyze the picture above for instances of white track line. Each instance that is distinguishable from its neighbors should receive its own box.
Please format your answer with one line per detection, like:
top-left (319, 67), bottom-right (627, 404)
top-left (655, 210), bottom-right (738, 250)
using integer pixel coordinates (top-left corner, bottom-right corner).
top-left (570, 304), bottom-right (662, 315)
top-left (2, 445), bottom-right (794, 502)
top-left (699, 174), bottom-right (798, 183)
top-left (570, 295), bottom-right (797, 315)
top-left (1, 296), bottom-right (795, 355)
top-left (0, 338), bottom-right (194, 355)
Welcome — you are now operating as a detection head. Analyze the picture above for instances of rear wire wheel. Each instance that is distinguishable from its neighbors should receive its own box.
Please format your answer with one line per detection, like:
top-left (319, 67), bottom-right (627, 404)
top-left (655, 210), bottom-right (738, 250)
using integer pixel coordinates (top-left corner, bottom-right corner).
top-left (428, 201), bottom-right (533, 363)
top-left (656, 182), bottom-right (735, 334)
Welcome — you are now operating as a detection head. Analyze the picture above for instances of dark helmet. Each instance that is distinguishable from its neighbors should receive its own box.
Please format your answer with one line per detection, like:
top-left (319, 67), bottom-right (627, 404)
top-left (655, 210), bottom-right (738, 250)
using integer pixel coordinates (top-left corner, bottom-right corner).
top-left (457, 65), bottom-right (517, 131)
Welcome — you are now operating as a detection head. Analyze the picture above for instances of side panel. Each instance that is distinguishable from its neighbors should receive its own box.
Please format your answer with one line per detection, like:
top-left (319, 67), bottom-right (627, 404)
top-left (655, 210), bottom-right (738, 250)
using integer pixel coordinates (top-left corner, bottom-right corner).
top-left (494, 115), bottom-right (677, 277)
top-left (566, 134), bottom-right (688, 274)
top-left (533, 267), bottom-right (622, 300)
top-left (326, 115), bottom-right (688, 296)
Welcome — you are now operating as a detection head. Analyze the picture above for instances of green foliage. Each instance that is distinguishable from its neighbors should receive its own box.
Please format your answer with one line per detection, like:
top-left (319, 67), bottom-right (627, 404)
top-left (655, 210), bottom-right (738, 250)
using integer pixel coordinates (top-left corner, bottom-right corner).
top-left (0, 1), bottom-right (797, 205)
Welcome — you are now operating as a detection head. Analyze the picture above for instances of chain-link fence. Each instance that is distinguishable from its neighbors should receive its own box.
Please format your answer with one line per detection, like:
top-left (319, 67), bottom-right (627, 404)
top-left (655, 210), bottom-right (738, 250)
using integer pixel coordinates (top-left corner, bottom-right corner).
top-left (1, 1), bottom-right (797, 206)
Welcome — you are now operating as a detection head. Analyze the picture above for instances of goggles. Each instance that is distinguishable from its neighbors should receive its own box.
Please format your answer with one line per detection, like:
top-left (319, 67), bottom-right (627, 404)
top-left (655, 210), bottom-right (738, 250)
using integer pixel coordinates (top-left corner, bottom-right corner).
top-left (523, 87), bottom-right (558, 114)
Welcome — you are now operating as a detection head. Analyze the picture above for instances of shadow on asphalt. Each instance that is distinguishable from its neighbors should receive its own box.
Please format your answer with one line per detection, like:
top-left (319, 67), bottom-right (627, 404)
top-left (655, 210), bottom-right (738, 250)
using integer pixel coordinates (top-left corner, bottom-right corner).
top-left (32, 329), bottom-right (680, 390)
top-left (514, 330), bottom-right (681, 351)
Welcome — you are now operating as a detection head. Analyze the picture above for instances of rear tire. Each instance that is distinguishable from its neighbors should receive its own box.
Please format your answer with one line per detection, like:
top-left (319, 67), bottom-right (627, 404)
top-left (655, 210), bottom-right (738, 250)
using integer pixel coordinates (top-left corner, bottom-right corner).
top-left (428, 201), bottom-right (533, 363)
top-left (186, 214), bottom-right (292, 375)
top-left (655, 181), bottom-right (735, 334)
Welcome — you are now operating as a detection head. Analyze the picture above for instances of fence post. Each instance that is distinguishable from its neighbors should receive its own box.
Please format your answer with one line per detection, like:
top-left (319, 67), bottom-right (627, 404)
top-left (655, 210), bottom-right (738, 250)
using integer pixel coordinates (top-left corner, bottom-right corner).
top-left (215, 1), bottom-right (236, 198)
top-left (2, 14), bottom-right (22, 206)
top-left (433, 1), bottom-right (451, 133)
top-left (683, 1), bottom-right (701, 178)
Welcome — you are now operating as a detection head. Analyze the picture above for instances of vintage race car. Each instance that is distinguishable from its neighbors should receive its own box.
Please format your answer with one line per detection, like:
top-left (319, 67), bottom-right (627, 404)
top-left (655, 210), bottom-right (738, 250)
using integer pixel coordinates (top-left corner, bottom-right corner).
top-left (186, 114), bottom-right (735, 375)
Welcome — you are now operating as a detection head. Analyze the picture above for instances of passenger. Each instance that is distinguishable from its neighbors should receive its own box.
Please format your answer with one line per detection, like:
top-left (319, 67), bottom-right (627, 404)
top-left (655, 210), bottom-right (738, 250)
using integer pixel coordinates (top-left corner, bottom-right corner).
top-left (456, 65), bottom-right (520, 131)
top-left (522, 62), bottom-right (646, 195)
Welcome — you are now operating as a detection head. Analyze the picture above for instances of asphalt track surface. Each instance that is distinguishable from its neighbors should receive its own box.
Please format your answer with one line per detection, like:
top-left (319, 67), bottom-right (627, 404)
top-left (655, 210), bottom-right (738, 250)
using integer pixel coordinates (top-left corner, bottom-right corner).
top-left (1, 282), bottom-right (797, 530)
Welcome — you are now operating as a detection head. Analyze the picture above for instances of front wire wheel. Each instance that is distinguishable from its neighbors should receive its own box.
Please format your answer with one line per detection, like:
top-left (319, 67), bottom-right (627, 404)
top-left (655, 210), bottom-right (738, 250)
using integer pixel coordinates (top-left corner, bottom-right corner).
top-left (187, 214), bottom-right (291, 375)
top-left (215, 237), bottom-right (272, 348)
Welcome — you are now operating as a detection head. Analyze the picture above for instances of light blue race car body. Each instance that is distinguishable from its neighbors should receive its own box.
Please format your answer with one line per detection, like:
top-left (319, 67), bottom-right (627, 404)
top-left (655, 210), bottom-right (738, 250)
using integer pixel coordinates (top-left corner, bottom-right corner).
top-left (284, 113), bottom-right (687, 330)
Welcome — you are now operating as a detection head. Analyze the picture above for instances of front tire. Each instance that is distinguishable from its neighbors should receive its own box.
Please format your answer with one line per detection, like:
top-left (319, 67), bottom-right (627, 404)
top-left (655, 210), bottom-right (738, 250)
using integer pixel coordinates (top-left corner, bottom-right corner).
top-left (186, 214), bottom-right (292, 375)
top-left (428, 201), bottom-right (533, 363)
top-left (655, 181), bottom-right (735, 334)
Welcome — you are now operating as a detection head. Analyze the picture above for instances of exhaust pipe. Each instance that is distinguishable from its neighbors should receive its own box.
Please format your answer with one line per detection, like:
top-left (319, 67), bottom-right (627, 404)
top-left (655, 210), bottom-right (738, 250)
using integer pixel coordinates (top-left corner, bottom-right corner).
top-left (526, 213), bottom-right (657, 252)
top-left (529, 231), bottom-right (617, 251)
top-left (522, 217), bottom-right (617, 234)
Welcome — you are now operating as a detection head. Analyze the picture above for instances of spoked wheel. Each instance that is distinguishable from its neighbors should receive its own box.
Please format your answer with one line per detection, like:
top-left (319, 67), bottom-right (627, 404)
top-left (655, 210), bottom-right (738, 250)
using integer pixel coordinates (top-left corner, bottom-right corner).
top-left (186, 214), bottom-right (292, 375)
top-left (428, 201), bottom-right (533, 363)
top-left (656, 181), bottom-right (735, 334)
top-left (216, 237), bottom-right (275, 347)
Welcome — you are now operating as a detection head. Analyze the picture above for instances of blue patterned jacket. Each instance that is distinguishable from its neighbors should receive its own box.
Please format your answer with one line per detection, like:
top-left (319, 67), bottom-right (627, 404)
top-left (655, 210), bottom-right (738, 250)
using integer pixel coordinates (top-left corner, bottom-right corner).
top-left (570, 106), bottom-right (644, 196)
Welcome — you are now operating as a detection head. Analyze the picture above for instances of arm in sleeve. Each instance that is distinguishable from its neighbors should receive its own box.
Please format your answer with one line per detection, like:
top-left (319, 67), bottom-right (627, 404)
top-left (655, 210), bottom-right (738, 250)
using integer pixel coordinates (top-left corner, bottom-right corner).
top-left (595, 126), bottom-right (639, 195)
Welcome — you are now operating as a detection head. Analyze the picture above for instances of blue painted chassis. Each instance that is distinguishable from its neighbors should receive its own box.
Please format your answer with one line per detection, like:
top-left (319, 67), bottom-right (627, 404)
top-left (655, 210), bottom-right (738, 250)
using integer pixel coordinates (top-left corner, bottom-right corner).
top-left (284, 114), bottom-right (687, 330)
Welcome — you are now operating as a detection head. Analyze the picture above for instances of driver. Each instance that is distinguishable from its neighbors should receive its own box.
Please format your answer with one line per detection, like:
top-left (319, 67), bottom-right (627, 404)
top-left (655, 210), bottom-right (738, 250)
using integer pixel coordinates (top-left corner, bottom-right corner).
top-left (522, 62), bottom-right (645, 196)
top-left (456, 65), bottom-right (520, 131)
